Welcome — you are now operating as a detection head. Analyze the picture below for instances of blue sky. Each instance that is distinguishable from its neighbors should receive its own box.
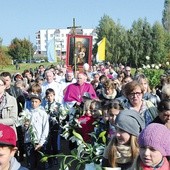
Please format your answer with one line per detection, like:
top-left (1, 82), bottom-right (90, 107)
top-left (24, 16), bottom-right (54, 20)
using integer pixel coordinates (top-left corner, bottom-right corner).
top-left (0, 0), bottom-right (164, 46)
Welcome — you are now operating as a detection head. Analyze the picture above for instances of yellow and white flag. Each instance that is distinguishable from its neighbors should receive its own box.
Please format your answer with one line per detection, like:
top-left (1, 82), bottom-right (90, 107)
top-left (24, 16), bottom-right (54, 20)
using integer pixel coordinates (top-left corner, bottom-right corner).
top-left (96, 37), bottom-right (106, 62)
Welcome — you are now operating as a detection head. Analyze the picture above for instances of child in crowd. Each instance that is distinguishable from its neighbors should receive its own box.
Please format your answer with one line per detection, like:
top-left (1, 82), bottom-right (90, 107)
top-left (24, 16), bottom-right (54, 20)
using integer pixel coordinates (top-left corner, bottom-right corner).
top-left (102, 110), bottom-right (145, 170)
top-left (94, 99), bottom-right (123, 144)
top-left (0, 123), bottom-right (28, 170)
top-left (94, 101), bottom-right (110, 144)
top-left (44, 88), bottom-right (62, 166)
top-left (23, 94), bottom-right (49, 170)
top-left (132, 123), bottom-right (170, 169)
top-left (77, 94), bottom-right (102, 143)
top-left (78, 99), bottom-right (95, 143)
top-left (25, 83), bottom-right (43, 110)
top-left (14, 80), bottom-right (28, 96)
top-left (107, 100), bottom-right (123, 139)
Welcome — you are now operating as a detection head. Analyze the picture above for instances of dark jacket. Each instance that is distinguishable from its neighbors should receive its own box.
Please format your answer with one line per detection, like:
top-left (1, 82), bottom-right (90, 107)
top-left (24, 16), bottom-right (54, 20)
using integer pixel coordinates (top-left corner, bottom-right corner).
top-left (6, 85), bottom-right (25, 114)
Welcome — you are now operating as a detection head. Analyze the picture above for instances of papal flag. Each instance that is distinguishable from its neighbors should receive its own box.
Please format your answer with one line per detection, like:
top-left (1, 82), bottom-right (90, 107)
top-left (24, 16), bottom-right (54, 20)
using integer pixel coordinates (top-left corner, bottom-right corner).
top-left (96, 37), bottom-right (106, 62)
top-left (47, 38), bottom-right (56, 63)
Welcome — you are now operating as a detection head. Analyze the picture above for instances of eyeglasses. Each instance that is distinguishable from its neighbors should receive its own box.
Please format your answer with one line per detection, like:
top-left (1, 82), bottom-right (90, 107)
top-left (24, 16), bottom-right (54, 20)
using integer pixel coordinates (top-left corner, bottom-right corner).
top-left (163, 114), bottom-right (170, 117)
top-left (129, 92), bottom-right (142, 97)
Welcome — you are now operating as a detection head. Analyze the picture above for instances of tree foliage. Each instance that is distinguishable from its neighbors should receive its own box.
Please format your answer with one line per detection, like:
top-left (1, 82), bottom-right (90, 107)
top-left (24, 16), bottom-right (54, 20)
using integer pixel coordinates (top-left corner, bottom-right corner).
top-left (0, 47), bottom-right (11, 69)
top-left (94, 14), bottom-right (170, 68)
top-left (151, 22), bottom-right (167, 64)
top-left (94, 15), bottom-right (116, 60)
top-left (8, 38), bottom-right (34, 61)
top-left (128, 18), bottom-right (153, 67)
top-left (162, 0), bottom-right (170, 32)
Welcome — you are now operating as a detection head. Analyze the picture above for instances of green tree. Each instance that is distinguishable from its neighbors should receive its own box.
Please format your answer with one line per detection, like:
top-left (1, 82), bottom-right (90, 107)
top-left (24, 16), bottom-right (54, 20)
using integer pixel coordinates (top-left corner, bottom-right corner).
top-left (107, 22), bottom-right (130, 64)
top-left (0, 37), bottom-right (3, 46)
top-left (8, 38), bottom-right (34, 61)
top-left (162, 0), bottom-right (170, 32)
top-left (113, 22), bottom-right (130, 64)
top-left (151, 22), bottom-right (167, 64)
top-left (94, 15), bottom-right (116, 61)
top-left (0, 47), bottom-right (11, 69)
top-left (94, 13), bottom-right (170, 67)
top-left (164, 31), bottom-right (170, 62)
top-left (128, 18), bottom-right (153, 67)
top-left (128, 18), bottom-right (145, 67)
top-left (95, 15), bottom-right (130, 64)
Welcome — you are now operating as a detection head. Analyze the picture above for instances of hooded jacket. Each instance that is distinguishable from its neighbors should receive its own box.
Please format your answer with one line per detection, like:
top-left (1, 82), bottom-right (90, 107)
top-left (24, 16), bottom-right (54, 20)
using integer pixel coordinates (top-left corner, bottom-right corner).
top-left (10, 157), bottom-right (28, 170)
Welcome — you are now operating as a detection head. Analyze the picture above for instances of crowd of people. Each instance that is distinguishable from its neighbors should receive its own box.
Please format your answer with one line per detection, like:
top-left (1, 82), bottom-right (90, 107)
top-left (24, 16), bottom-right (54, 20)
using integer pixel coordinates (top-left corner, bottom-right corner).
top-left (1, 62), bottom-right (170, 170)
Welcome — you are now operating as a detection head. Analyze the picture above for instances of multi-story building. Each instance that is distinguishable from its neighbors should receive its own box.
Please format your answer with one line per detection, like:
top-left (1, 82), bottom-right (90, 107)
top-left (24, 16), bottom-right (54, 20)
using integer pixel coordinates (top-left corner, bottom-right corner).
top-left (35, 28), bottom-right (97, 57)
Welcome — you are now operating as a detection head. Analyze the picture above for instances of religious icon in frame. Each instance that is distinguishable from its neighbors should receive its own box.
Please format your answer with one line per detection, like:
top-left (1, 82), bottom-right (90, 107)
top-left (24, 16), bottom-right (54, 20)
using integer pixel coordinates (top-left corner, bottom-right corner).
top-left (66, 34), bottom-right (92, 68)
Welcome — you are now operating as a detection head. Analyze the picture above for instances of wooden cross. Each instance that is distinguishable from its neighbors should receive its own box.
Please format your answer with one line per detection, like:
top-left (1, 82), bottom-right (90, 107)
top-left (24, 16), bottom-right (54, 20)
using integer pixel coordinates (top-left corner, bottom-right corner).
top-left (67, 18), bottom-right (81, 76)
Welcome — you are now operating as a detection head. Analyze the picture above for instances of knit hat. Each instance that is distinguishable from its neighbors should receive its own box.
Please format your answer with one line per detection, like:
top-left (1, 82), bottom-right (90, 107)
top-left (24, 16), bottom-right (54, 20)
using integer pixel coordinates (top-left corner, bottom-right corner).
top-left (138, 123), bottom-right (170, 156)
top-left (115, 110), bottom-right (145, 136)
top-left (0, 124), bottom-right (16, 146)
top-left (29, 93), bottom-right (42, 101)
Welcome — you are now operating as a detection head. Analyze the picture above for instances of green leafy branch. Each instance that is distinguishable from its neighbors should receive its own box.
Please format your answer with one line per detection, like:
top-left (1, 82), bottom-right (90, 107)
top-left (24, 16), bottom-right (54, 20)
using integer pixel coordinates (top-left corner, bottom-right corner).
top-left (40, 130), bottom-right (106, 170)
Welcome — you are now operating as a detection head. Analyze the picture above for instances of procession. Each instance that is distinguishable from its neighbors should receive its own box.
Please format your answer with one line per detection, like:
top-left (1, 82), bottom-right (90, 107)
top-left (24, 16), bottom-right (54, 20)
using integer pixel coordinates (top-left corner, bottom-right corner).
top-left (1, 1), bottom-right (170, 170)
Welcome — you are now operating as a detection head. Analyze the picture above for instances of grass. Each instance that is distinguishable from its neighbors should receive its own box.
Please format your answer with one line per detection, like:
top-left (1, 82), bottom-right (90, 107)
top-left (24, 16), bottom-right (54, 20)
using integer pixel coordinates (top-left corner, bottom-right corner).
top-left (0, 62), bottom-right (57, 74)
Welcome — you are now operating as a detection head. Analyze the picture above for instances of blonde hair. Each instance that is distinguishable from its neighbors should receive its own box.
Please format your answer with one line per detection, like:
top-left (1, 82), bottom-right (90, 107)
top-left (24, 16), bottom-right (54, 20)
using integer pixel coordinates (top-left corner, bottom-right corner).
top-left (107, 135), bottom-right (139, 167)
top-left (83, 99), bottom-right (92, 115)
top-left (135, 74), bottom-right (151, 92)
top-left (28, 83), bottom-right (42, 94)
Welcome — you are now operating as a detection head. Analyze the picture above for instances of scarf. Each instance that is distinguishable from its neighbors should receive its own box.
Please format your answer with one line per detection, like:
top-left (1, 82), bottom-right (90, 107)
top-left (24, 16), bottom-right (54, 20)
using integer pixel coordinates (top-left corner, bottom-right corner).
top-left (0, 93), bottom-right (6, 117)
top-left (116, 145), bottom-right (132, 164)
top-left (101, 88), bottom-right (117, 100)
top-left (140, 157), bottom-right (170, 170)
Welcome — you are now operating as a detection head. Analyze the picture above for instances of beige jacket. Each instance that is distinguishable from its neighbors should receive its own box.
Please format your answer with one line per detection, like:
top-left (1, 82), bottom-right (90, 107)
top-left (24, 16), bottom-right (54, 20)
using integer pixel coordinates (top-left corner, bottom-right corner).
top-left (0, 92), bottom-right (18, 133)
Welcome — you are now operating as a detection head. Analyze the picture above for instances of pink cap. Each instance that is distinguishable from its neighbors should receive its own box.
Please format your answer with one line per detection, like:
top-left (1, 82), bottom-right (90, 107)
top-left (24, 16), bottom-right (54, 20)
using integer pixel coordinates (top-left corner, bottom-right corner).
top-left (0, 124), bottom-right (16, 146)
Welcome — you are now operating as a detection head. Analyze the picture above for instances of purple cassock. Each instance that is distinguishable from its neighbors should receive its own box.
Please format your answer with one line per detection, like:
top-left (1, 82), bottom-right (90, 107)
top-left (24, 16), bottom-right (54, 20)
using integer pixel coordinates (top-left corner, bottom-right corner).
top-left (64, 82), bottom-right (97, 103)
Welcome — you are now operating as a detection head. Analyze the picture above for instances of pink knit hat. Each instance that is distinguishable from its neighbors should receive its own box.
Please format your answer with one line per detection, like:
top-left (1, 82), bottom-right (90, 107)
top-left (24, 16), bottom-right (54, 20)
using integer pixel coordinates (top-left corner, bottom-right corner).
top-left (138, 123), bottom-right (170, 156)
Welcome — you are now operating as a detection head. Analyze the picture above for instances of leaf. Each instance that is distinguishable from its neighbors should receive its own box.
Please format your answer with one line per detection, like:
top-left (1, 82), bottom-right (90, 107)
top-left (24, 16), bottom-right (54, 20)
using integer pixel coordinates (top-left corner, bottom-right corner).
top-left (38, 151), bottom-right (45, 156)
top-left (99, 131), bottom-right (106, 138)
top-left (71, 148), bottom-right (77, 156)
top-left (102, 136), bottom-right (106, 144)
top-left (40, 156), bottom-right (48, 162)
top-left (98, 131), bottom-right (107, 144)
top-left (72, 130), bottom-right (84, 141)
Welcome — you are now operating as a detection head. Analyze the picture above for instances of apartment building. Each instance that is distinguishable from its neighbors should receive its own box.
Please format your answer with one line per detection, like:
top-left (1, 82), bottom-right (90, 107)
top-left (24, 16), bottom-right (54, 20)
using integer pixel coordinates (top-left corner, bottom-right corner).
top-left (35, 28), bottom-right (97, 57)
